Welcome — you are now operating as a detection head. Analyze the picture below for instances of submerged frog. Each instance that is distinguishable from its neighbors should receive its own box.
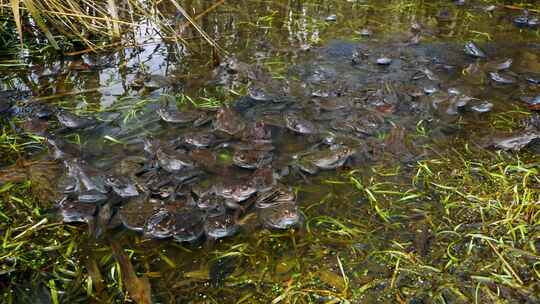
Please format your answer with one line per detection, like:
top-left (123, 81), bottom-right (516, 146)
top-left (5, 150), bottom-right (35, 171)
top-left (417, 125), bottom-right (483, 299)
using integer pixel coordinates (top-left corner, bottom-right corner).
top-left (63, 159), bottom-right (108, 195)
top-left (188, 149), bottom-right (217, 169)
top-left (384, 126), bottom-right (407, 155)
top-left (58, 196), bottom-right (97, 223)
top-left (232, 147), bottom-right (273, 169)
top-left (157, 107), bottom-right (203, 124)
top-left (77, 190), bottom-right (108, 204)
top-left (294, 145), bottom-right (355, 174)
top-left (193, 184), bottom-right (245, 240)
top-left (119, 195), bottom-right (161, 232)
top-left (173, 207), bottom-right (206, 242)
top-left (255, 186), bottom-right (300, 229)
top-left (204, 210), bottom-right (239, 239)
top-left (105, 176), bottom-right (139, 198)
top-left (157, 94), bottom-right (206, 124)
top-left (251, 167), bottom-right (277, 192)
top-left (119, 195), bottom-right (206, 242)
top-left (196, 190), bottom-right (227, 213)
top-left (180, 131), bottom-right (217, 148)
top-left (247, 85), bottom-right (273, 102)
top-left (145, 200), bottom-right (206, 241)
top-left (313, 97), bottom-right (352, 111)
top-left (156, 148), bottom-right (195, 173)
top-left (464, 41), bottom-right (486, 58)
top-left (242, 120), bottom-right (273, 143)
top-left (330, 113), bottom-right (384, 137)
top-left (216, 181), bottom-right (258, 203)
top-left (382, 126), bottom-right (420, 162)
top-left (284, 112), bottom-right (318, 134)
top-left (489, 72), bottom-right (517, 84)
top-left (46, 136), bottom-right (81, 160)
top-left (214, 106), bottom-right (246, 136)
top-left (144, 208), bottom-right (176, 239)
top-left (56, 110), bottom-right (97, 130)
top-left (491, 130), bottom-right (540, 151)
top-left (522, 95), bottom-right (540, 111)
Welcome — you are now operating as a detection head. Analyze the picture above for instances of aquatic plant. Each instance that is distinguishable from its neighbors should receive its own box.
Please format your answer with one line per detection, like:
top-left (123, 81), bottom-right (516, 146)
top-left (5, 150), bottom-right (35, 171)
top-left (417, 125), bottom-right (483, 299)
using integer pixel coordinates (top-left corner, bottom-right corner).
top-left (0, 0), bottom-right (223, 52)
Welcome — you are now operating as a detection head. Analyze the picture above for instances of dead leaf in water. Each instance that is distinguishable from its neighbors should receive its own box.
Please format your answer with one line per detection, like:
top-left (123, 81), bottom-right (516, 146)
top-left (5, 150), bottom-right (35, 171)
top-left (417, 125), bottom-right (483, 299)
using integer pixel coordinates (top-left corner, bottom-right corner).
top-left (110, 242), bottom-right (152, 304)
top-left (84, 257), bottom-right (106, 296)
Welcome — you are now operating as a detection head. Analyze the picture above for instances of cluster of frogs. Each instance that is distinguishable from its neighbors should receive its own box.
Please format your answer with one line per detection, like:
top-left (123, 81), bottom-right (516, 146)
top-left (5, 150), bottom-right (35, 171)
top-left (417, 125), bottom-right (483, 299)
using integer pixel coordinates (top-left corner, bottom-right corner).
top-left (47, 96), bottom-right (364, 242)
top-left (21, 34), bottom-right (538, 243)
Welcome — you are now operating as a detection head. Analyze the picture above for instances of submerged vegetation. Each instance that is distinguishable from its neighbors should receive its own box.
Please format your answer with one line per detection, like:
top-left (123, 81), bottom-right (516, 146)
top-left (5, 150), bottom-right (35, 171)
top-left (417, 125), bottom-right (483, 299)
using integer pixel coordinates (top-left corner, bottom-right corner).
top-left (2, 132), bottom-right (538, 303)
top-left (1, 0), bottom-right (540, 303)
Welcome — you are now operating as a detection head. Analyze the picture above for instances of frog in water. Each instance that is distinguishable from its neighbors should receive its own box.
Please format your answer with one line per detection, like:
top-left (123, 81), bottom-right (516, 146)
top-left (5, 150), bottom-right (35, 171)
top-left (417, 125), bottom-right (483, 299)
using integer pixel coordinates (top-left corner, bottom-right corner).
top-left (284, 112), bottom-right (318, 135)
top-left (292, 144), bottom-right (355, 175)
top-left (232, 147), bottom-right (273, 169)
top-left (214, 106), bottom-right (246, 136)
top-left (215, 181), bottom-right (258, 204)
top-left (255, 185), bottom-right (300, 229)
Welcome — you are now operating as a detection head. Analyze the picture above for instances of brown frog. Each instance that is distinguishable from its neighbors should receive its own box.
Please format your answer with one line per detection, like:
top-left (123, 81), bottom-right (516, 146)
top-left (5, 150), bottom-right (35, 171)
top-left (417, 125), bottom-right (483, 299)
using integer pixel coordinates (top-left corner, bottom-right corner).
top-left (284, 112), bottom-right (318, 135)
top-left (255, 185), bottom-right (300, 229)
top-left (232, 147), bottom-right (273, 169)
top-left (293, 145), bottom-right (355, 175)
top-left (214, 106), bottom-right (246, 136)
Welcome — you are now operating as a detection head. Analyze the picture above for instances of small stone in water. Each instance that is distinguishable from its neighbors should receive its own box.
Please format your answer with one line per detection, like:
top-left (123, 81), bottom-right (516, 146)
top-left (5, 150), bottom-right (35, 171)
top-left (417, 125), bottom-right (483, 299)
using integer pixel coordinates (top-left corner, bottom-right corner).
top-left (326, 15), bottom-right (337, 22)
top-left (376, 57), bottom-right (392, 65)
top-left (359, 28), bottom-right (372, 36)
top-left (471, 101), bottom-right (493, 113)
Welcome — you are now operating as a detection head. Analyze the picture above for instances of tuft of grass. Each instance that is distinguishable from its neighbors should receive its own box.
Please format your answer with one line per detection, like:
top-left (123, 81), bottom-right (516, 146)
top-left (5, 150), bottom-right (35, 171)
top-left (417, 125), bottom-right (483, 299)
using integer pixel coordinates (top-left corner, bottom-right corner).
top-left (0, 0), bottom-right (223, 52)
top-left (0, 120), bottom-right (44, 166)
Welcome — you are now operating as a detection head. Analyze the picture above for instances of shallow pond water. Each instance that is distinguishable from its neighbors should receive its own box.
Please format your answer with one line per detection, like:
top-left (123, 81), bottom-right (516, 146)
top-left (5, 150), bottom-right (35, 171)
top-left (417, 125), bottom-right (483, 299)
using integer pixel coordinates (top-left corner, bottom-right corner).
top-left (1, 0), bottom-right (540, 303)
